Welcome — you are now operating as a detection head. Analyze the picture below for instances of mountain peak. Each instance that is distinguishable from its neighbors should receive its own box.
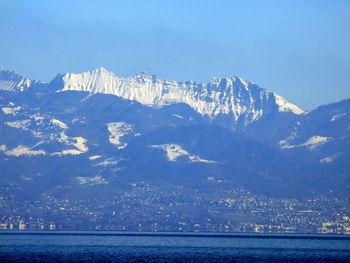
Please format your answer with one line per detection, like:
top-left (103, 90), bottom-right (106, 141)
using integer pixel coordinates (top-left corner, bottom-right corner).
top-left (0, 68), bottom-right (33, 92)
top-left (91, 67), bottom-right (110, 74)
top-left (134, 71), bottom-right (156, 80)
top-left (0, 68), bottom-right (25, 78)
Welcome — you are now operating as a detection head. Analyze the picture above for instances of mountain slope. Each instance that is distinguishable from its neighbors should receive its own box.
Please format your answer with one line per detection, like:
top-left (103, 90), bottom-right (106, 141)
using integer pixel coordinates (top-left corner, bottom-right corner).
top-left (280, 99), bottom-right (350, 171)
top-left (0, 67), bottom-right (349, 200)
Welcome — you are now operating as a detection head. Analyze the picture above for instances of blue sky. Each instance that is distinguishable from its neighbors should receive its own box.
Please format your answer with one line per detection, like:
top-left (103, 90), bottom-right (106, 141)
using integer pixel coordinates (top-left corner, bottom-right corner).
top-left (0, 0), bottom-right (349, 109)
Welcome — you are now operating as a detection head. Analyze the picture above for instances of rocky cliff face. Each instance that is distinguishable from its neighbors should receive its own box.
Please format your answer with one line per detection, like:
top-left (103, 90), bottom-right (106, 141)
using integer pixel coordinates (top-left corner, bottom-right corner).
top-left (0, 68), bottom-right (36, 92)
top-left (59, 68), bottom-right (304, 125)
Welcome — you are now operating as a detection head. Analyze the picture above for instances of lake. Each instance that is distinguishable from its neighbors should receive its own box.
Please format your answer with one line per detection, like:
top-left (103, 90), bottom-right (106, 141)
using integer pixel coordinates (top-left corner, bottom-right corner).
top-left (0, 232), bottom-right (349, 262)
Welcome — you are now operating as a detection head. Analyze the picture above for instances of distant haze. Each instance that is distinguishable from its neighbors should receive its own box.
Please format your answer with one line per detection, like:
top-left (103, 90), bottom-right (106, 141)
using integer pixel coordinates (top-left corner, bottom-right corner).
top-left (1, 0), bottom-right (349, 110)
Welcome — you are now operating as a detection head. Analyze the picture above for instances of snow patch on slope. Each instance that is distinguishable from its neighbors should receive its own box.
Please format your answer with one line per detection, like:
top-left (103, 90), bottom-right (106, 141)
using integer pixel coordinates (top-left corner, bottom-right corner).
top-left (107, 122), bottom-right (133, 150)
top-left (0, 101), bottom-right (90, 156)
top-left (72, 137), bottom-right (88, 152)
top-left (2, 105), bottom-right (22, 115)
top-left (88, 155), bottom-right (102, 160)
top-left (281, 135), bottom-right (330, 150)
top-left (52, 133), bottom-right (88, 155)
top-left (76, 175), bottom-right (107, 185)
top-left (5, 119), bottom-right (31, 130)
top-left (320, 152), bottom-right (343, 163)
top-left (53, 149), bottom-right (83, 156)
top-left (172, 114), bottom-right (184, 119)
top-left (96, 158), bottom-right (119, 166)
top-left (2, 145), bottom-right (46, 157)
top-left (51, 119), bottom-right (68, 129)
top-left (151, 144), bottom-right (217, 163)
top-left (330, 113), bottom-right (347, 122)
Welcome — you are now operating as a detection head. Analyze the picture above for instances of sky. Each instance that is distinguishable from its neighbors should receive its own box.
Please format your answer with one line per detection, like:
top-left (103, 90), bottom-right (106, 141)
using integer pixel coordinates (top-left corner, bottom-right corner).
top-left (0, 0), bottom-right (349, 110)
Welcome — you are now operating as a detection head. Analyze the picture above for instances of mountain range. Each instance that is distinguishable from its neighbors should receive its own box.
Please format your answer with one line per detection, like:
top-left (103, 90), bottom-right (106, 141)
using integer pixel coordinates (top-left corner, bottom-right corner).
top-left (0, 67), bottom-right (349, 200)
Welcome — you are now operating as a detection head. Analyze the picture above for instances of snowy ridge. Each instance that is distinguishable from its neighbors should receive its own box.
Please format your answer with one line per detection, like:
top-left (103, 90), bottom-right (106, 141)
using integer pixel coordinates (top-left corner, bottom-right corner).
top-left (59, 68), bottom-right (304, 124)
top-left (0, 67), bottom-right (305, 126)
top-left (274, 94), bottom-right (304, 115)
top-left (0, 69), bottom-right (34, 92)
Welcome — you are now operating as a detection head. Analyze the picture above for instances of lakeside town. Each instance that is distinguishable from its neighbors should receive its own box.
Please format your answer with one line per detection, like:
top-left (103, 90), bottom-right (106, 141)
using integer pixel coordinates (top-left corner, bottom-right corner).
top-left (1, 181), bottom-right (349, 234)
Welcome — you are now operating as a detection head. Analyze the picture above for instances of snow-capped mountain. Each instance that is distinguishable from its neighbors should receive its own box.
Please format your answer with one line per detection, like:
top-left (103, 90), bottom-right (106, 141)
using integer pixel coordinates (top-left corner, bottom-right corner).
top-left (0, 67), bottom-right (349, 199)
top-left (1, 68), bottom-right (304, 126)
top-left (59, 68), bottom-right (304, 124)
top-left (0, 68), bottom-right (38, 92)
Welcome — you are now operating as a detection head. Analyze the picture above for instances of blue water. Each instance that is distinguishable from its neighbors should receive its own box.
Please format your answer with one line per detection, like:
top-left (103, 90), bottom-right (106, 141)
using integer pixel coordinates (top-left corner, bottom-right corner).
top-left (0, 232), bottom-right (349, 262)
